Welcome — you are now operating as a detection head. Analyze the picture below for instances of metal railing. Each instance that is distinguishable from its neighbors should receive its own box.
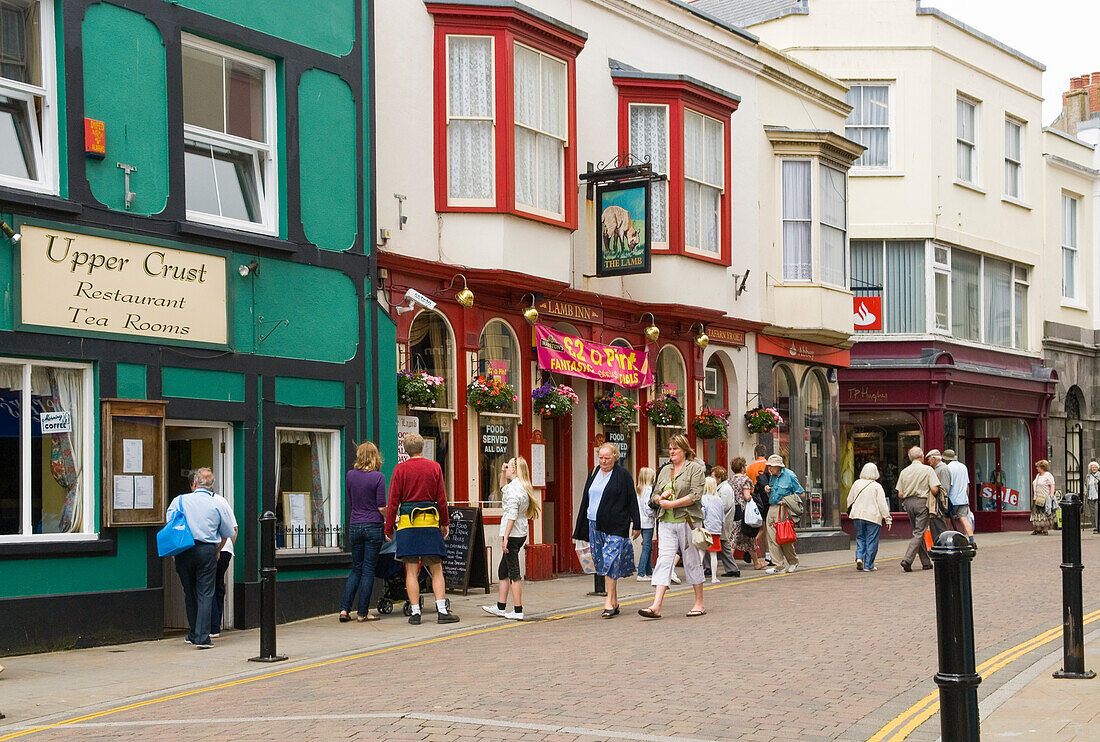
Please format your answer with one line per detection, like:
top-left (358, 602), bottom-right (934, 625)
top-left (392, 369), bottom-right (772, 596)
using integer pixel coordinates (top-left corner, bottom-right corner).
top-left (276, 524), bottom-right (344, 552)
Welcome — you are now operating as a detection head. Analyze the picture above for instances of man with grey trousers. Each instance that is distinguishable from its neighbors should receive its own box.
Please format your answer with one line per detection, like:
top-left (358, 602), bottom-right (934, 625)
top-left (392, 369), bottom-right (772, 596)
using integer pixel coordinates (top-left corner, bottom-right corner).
top-left (896, 446), bottom-right (939, 572)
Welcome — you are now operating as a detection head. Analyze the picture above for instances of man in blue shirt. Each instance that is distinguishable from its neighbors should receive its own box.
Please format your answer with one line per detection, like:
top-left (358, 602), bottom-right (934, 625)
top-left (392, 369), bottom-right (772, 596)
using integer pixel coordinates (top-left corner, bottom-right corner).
top-left (167, 467), bottom-right (235, 648)
top-left (763, 454), bottom-right (803, 574)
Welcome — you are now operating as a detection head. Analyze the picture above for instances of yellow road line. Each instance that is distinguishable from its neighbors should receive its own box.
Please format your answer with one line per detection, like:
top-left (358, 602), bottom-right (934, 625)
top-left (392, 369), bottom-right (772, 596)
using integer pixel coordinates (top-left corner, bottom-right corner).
top-left (0, 557), bottom-right (872, 741)
top-left (868, 608), bottom-right (1100, 742)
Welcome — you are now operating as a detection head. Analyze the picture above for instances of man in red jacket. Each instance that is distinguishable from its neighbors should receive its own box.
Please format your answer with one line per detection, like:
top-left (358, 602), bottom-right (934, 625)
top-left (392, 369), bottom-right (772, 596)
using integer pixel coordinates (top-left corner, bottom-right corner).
top-left (385, 433), bottom-right (459, 625)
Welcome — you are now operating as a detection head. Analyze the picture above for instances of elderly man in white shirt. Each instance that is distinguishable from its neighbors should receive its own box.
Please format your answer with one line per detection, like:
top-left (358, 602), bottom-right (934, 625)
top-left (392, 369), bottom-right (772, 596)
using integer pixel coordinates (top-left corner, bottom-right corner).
top-left (942, 449), bottom-right (974, 543)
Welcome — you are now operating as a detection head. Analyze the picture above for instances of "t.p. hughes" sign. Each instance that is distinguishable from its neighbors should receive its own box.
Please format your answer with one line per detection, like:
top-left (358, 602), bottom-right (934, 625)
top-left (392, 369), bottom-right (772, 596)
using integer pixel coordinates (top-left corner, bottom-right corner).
top-left (19, 225), bottom-right (227, 345)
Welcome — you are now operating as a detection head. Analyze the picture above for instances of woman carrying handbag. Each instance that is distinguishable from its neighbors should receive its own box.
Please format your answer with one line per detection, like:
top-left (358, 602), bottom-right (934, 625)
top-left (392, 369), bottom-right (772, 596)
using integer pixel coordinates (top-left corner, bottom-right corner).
top-left (846, 462), bottom-right (892, 571)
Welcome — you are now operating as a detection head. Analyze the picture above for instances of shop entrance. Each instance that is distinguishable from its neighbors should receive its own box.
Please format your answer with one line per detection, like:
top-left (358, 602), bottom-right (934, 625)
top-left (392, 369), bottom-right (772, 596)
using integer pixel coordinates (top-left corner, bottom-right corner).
top-left (163, 423), bottom-right (234, 632)
top-left (969, 437), bottom-right (1004, 532)
top-left (541, 416), bottom-right (576, 572)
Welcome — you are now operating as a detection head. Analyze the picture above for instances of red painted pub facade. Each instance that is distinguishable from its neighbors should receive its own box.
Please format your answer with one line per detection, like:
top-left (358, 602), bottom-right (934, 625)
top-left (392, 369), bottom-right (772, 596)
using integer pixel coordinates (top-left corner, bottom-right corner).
top-left (838, 339), bottom-right (1056, 536)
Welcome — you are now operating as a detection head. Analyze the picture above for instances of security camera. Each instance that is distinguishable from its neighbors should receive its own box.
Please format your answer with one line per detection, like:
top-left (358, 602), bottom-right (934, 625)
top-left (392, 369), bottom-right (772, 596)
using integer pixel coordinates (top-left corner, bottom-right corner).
top-left (396, 287), bottom-right (436, 314)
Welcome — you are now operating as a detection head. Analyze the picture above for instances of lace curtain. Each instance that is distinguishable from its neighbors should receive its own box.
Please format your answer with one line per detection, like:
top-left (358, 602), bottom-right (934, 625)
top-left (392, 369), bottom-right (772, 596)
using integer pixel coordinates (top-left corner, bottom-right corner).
top-left (630, 104), bottom-right (668, 241)
top-left (48, 368), bottom-right (84, 533)
top-left (819, 165), bottom-right (846, 287)
top-left (684, 111), bottom-right (722, 253)
top-left (447, 35), bottom-right (494, 200)
top-left (782, 160), bottom-right (811, 280)
top-left (514, 44), bottom-right (564, 214)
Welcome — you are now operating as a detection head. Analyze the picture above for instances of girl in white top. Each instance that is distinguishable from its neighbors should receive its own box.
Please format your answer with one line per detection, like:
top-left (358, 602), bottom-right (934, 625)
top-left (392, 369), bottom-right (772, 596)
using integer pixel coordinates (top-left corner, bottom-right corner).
top-left (483, 456), bottom-right (540, 620)
top-left (635, 467), bottom-right (656, 580)
top-left (700, 477), bottom-right (724, 583)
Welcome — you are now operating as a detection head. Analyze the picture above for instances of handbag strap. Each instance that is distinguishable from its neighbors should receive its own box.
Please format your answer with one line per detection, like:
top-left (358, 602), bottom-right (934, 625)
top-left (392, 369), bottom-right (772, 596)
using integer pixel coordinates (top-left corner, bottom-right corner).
top-left (848, 480), bottom-right (871, 507)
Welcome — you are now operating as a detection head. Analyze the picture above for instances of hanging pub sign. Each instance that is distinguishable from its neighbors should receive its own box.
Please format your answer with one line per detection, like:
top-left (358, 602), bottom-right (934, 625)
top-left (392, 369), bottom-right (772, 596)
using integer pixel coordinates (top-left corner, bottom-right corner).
top-left (534, 325), bottom-right (652, 388)
top-left (595, 179), bottom-right (652, 277)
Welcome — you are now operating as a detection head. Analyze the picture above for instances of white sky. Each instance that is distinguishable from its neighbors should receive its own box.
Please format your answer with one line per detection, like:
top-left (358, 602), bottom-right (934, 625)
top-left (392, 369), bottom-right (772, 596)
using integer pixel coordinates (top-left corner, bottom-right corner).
top-left (925, 0), bottom-right (1100, 126)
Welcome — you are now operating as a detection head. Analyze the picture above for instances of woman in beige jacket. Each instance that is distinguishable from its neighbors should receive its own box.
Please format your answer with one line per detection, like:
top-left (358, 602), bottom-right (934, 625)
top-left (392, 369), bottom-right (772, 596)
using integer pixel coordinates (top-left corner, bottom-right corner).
top-left (847, 462), bottom-right (892, 572)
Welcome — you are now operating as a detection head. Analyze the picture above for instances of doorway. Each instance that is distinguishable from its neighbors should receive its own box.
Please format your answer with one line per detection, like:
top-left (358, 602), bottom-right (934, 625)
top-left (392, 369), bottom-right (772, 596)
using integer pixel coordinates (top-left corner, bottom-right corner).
top-left (163, 423), bottom-right (234, 632)
top-left (542, 416), bottom-right (577, 572)
top-left (969, 437), bottom-right (1003, 532)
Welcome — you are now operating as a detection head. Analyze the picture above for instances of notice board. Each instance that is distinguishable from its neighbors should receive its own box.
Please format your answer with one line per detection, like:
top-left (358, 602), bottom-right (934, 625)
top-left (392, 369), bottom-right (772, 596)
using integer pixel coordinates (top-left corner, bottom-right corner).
top-left (101, 399), bottom-right (167, 527)
top-left (443, 506), bottom-right (490, 595)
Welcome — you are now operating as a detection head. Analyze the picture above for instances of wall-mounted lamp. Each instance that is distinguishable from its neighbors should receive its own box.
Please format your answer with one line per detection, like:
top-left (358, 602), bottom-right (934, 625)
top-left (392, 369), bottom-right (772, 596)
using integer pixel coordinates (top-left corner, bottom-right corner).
top-left (521, 293), bottom-right (540, 325)
top-left (0, 219), bottom-right (20, 243)
top-left (238, 259), bottom-right (259, 278)
top-left (827, 367), bottom-right (838, 384)
top-left (733, 269), bottom-right (750, 299)
top-left (641, 312), bottom-right (660, 343)
top-left (449, 274), bottom-right (474, 307)
top-left (690, 323), bottom-right (709, 350)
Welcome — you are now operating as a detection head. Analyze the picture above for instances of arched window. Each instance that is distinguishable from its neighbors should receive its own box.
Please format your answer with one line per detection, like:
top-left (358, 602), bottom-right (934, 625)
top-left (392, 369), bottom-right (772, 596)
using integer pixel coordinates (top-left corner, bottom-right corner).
top-left (405, 311), bottom-right (455, 497)
top-left (701, 354), bottom-right (730, 470)
top-left (654, 345), bottom-right (687, 466)
top-left (772, 365), bottom-right (794, 465)
top-left (478, 319), bottom-right (521, 506)
top-left (801, 371), bottom-right (826, 510)
top-left (602, 338), bottom-right (637, 472)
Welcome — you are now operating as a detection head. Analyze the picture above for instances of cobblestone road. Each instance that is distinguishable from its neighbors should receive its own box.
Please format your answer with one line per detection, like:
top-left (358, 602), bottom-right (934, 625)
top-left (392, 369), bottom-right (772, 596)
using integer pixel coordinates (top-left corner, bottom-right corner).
top-left (18, 533), bottom-right (1100, 742)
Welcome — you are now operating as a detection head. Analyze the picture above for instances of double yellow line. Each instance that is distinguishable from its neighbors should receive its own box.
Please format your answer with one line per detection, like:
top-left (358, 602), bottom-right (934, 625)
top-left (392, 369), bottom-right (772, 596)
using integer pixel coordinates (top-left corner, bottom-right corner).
top-left (867, 608), bottom-right (1100, 742)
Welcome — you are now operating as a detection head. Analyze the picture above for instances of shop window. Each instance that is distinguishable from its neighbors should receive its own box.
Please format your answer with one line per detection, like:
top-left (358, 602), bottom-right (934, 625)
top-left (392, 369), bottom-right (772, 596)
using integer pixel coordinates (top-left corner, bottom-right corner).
top-left (700, 355), bottom-right (729, 470)
top-left (840, 410), bottom-right (922, 510)
top-left (477, 319), bottom-right (520, 507)
top-left (404, 310), bottom-right (456, 498)
top-left (275, 428), bottom-right (340, 550)
top-left (771, 365), bottom-right (793, 465)
top-left (843, 82), bottom-right (891, 169)
top-left (0, 360), bottom-right (93, 540)
top-left (653, 345), bottom-right (686, 467)
top-left (801, 372), bottom-right (826, 525)
top-left (971, 418), bottom-right (1029, 512)
top-left (615, 74), bottom-right (737, 264)
top-left (182, 35), bottom-right (277, 234)
top-left (430, 3), bottom-right (584, 228)
top-left (0, 0), bottom-right (56, 194)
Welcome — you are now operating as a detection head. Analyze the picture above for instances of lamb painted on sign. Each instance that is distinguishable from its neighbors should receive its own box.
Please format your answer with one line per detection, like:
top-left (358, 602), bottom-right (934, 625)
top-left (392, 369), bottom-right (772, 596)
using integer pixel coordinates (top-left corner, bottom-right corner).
top-left (601, 205), bottom-right (640, 257)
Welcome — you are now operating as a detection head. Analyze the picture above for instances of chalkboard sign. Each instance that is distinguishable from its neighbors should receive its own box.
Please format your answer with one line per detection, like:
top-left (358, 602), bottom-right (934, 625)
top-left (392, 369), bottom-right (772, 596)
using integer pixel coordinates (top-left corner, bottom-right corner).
top-left (443, 506), bottom-right (490, 595)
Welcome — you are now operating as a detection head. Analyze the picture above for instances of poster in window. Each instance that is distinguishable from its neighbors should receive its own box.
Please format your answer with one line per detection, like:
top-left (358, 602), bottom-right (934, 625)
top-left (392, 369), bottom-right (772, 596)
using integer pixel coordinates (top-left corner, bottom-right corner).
top-left (596, 180), bottom-right (651, 277)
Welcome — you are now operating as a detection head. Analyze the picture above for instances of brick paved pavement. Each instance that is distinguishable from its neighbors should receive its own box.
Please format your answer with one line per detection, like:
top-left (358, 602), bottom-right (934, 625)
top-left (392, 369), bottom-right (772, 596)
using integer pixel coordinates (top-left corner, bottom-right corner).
top-left (3, 531), bottom-right (1098, 741)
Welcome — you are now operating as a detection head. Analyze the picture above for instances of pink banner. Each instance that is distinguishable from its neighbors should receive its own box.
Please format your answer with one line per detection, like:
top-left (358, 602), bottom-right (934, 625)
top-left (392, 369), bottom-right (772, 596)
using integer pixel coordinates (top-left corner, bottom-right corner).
top-left (534, 325), bottom-right (652, 388)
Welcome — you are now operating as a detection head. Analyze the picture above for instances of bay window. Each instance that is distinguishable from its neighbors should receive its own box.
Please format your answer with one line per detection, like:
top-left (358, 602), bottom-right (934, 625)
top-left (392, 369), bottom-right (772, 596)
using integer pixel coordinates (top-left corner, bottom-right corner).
top-left (781, 160), bottom-right (811, 280)
top-left (1062, 193), bottom-right (1079, 301)
top-left (182, 35), bottom-right (277, 233)
top-left (683, 110), bottom-right (723, 255)
top-left (781, 157), bottom-right (849, 285)
top-left (820, 165), bottom-right (847, 286)
top-left (0, 359), bottom-right (93, 540)
top-left (629, 104), bottom-right (668, 243)
top-left (844, 83), bottom-right (891, 169)
top-left (0, 0), bottom-right (56, 193)
top-left (430, 3), bottom-right (584, 228)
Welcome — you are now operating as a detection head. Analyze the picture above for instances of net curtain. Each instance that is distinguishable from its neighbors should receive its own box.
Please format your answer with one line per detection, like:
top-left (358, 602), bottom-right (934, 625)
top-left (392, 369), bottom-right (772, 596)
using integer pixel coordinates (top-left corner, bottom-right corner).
top-left (447, 35), bottom-right (494, 200)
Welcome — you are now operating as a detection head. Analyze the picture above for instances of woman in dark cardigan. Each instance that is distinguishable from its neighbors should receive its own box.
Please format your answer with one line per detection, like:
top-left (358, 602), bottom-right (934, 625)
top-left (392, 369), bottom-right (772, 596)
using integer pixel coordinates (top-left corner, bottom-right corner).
top-left (573, 442), bottom-right (641, 618)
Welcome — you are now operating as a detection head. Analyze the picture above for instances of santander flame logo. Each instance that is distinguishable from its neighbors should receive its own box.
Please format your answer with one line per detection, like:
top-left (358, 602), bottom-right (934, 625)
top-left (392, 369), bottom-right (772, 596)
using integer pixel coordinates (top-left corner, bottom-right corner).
top-left (852, 297), bottom-right (882, 330)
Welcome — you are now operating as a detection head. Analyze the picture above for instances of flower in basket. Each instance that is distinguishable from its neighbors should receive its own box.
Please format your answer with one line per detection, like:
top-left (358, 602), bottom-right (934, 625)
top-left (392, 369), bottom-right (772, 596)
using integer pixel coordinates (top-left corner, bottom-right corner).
top-left (644, 393), bottom-right (685, 427)
top-left (593, 390), bottom-right (640, 426)
top-left (692, 410), bottom-right (729, 440)
top-left (531, 382), bottom-right (580, 418)
top-left (397, 369), bottom-right (445, 408)
top-left (466, 374), bottom-right (518, 412)
top-left (744, 406), bottom-right (783, 434)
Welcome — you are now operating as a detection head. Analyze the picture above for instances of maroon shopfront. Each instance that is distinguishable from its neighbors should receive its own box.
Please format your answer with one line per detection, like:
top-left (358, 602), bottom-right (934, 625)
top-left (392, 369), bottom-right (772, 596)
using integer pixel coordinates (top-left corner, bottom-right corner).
top-left (838, 341), bottom-right (1056, 536)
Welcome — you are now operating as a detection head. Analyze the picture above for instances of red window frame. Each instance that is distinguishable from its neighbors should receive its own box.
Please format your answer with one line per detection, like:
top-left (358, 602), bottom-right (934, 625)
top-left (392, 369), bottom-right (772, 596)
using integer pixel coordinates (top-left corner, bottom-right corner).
top-left (614, 78), bottom-right (738, 265)
top-left (427, 3), bottom-right (585, 230)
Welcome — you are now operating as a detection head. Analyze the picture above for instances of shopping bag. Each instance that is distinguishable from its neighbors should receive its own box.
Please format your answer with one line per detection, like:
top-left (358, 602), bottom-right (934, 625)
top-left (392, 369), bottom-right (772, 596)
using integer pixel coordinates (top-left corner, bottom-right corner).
top-left (744, 500), bottom-right (763, 528)
top-left (574, 540), bottom-right (596, 574)
top-left (773, 505), bottom-right (796, 545)
top-left (157, 507), bottom-right (194, 557)
top-left (923, 528), bottom-right (934, 551)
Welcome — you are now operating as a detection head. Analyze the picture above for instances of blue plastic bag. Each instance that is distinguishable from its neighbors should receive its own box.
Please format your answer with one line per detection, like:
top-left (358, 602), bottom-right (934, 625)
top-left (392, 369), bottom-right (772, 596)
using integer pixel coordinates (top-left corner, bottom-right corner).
top-left (157, 507), bottom-right (194, 557)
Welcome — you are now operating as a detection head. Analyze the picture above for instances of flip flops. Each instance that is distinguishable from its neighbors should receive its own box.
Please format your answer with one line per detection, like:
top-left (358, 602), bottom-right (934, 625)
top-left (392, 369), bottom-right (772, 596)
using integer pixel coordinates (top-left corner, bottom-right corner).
top-left (686, 609), bottom-right (707, 617)
top-left (637, 608), bottom-right (661, 619)
top-left (356, 613), bottom-right (379, 622)
top-left (339, 612), bottom-right (351, 622)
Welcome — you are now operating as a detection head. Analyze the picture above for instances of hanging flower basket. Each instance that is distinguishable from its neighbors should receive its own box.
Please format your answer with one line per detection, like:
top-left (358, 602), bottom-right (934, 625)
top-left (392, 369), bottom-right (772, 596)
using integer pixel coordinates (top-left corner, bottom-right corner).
top-left (692, 410), bottom-right (729, 440)
top-left (531, 382), bottom-right (579, 418)
top-left (467, 375), bottom-right (518, 412)
top-left (645, 393), bottom-right (684, 427)
top-left (745, 406), bottom-right (783, 434)
top-left (593, 390), bottom-right (639, 426)
top-left (397, 370), bottom-right (445, 408)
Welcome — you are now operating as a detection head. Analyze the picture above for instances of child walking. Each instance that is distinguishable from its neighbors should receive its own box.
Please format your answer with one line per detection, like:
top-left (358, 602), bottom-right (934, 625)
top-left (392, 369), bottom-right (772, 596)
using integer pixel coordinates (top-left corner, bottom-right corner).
top-left (482, 456), bottom-right (540, 620)
top-left (700, 476), bottom-right (724, 583)
top-left (635, 467), bottom-right (656, 580)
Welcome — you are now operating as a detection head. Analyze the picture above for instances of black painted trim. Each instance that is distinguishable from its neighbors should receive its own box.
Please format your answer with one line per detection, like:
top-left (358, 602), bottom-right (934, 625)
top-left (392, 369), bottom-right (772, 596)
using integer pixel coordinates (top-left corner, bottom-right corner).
top-left (276, 552), bottom-right (353, 569)
top-left (174, 221), bottom-right (301, 253)
top-left (0, 587), bottom-right (162, 653)
top-left (0, 188), bottom-right (82, 214)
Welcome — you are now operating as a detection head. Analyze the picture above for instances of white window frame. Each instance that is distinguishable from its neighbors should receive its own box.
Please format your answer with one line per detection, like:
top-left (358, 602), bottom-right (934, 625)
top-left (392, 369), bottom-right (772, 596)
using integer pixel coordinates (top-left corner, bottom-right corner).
top-left (274, 426), bottom-right (342, 552)
top-left (512, 41), bottom-right (567, 220)
top-left (932, 244), bottom-right (951, 333)
top-left (956, 95), bottom-right (979, 185)
top-left (628, 102), bottom-right (669, 248)
top-left (844, 81), bottom-right (893, 171)
top-left (0, 357), bottom-right (95, 543)
top-left (819, 163), bottom-right (847, 288)
top-left (1062, 193), bottom-right (1079, 301)
top-left (1013, 265), bottom-right (1029, 349)
top-left (0, 0), bottom-right (58, 195)
top-left (683, 108), bottom-right (724, 257)
top-left (1004, 116), bottom-right (1024, 200)
top-left (445, 33), bottom-right (496, 207)
top-left (781, 158), bottom-right (813, 282)
top-left (181, 34), bottom-right (278, 235)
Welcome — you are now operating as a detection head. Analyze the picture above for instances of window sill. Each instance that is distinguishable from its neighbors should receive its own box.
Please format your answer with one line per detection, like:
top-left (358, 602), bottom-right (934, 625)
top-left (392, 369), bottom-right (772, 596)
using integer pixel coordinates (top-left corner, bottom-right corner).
top-left (1001, 195), bottom-right (1032, 210)
top-left (852, 332), bottom-right (1041, 357)
top-left (0, 534), bottom-right (115, 560)
top-left (408, 406), bottom-right (457, 414)
top-left (176, 221), bottom-right (299, 253)
top-left (849, 169), bottom-right (904, 178)
top-left (953, 179), bottom-right (986, 195)
top-left (0, 187), bottom-right (82, 214)
top-left (477, 411), bottom-right (521, 419)
top-left (1060, 300), bottom-right (1089, 312)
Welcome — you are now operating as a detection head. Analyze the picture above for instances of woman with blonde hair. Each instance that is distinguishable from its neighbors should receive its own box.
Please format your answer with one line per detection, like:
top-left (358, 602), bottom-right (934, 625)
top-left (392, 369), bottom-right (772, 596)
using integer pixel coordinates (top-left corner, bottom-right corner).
top-left (339, 441), bottom-right (387, 622)
top-left (846, 462), bottom-right (892, 571)
top-left (635, 467), bottom-right (657, 580)
top-left (1031, 460), bottom-right (1056, 536)
top-left (484, 456), bottom-right (540, 620)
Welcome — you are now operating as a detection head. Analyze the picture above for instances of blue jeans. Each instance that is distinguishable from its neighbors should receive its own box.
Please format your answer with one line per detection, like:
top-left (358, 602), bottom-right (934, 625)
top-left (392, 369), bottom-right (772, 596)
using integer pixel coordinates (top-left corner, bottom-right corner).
top-left (341, 523), bottom-right (384, 614)
top-left (854, 520), bottom-right (882, 570)
top-left (638, 528), bottom-right (654, 576)
top-left (175, 541), bottom-right (218, 645)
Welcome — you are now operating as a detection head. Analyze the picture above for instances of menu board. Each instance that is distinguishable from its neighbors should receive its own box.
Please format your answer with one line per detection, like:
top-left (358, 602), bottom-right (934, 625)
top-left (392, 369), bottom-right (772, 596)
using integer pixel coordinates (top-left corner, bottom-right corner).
top-left (442, 506), bottom-right (490, 595)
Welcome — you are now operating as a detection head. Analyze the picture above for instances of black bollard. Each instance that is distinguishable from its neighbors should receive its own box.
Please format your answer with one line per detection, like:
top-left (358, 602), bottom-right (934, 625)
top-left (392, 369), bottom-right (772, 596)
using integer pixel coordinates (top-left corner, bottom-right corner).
top-left (931, 530), bottom-right (981, 742)
top-left (1053, 493), bottom-right (1096, 680)
top-left (250, 511), bottom-right (287, 663)
top-left (587, 574), bottom-right (607, 596)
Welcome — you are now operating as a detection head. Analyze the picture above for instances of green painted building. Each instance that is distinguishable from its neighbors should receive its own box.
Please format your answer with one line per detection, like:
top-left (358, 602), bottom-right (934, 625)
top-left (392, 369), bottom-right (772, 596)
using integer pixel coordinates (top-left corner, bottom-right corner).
top-left (0, 0), bottom-right (396, 653)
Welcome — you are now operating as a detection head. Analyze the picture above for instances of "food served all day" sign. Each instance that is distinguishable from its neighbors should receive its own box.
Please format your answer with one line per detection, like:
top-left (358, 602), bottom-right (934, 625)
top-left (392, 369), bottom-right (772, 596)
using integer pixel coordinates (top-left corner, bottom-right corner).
top-left (19, 226), bottom-right (228, 345)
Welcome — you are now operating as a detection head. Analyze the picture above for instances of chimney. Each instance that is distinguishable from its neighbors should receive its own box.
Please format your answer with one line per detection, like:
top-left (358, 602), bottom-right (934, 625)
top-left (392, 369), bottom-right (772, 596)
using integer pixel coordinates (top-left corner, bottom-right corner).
top-left (1053, 73), bottom-right (1100, 134)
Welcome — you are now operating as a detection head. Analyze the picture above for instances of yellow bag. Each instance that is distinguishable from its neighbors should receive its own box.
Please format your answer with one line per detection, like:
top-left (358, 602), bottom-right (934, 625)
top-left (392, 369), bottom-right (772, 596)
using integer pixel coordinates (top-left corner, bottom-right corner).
top-left (397, 506), bottom-right (440, 531)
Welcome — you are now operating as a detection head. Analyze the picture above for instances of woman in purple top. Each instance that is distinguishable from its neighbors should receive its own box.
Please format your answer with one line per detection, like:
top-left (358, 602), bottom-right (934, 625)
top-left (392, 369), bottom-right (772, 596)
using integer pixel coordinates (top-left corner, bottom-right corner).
top-left (339, 442), bottom-right (388, 622)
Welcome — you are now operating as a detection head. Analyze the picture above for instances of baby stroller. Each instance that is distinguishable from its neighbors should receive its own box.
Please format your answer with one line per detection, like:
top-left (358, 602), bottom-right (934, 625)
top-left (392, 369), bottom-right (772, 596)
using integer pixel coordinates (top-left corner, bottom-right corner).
top-left (375, 547), bottom-right (432, 616)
